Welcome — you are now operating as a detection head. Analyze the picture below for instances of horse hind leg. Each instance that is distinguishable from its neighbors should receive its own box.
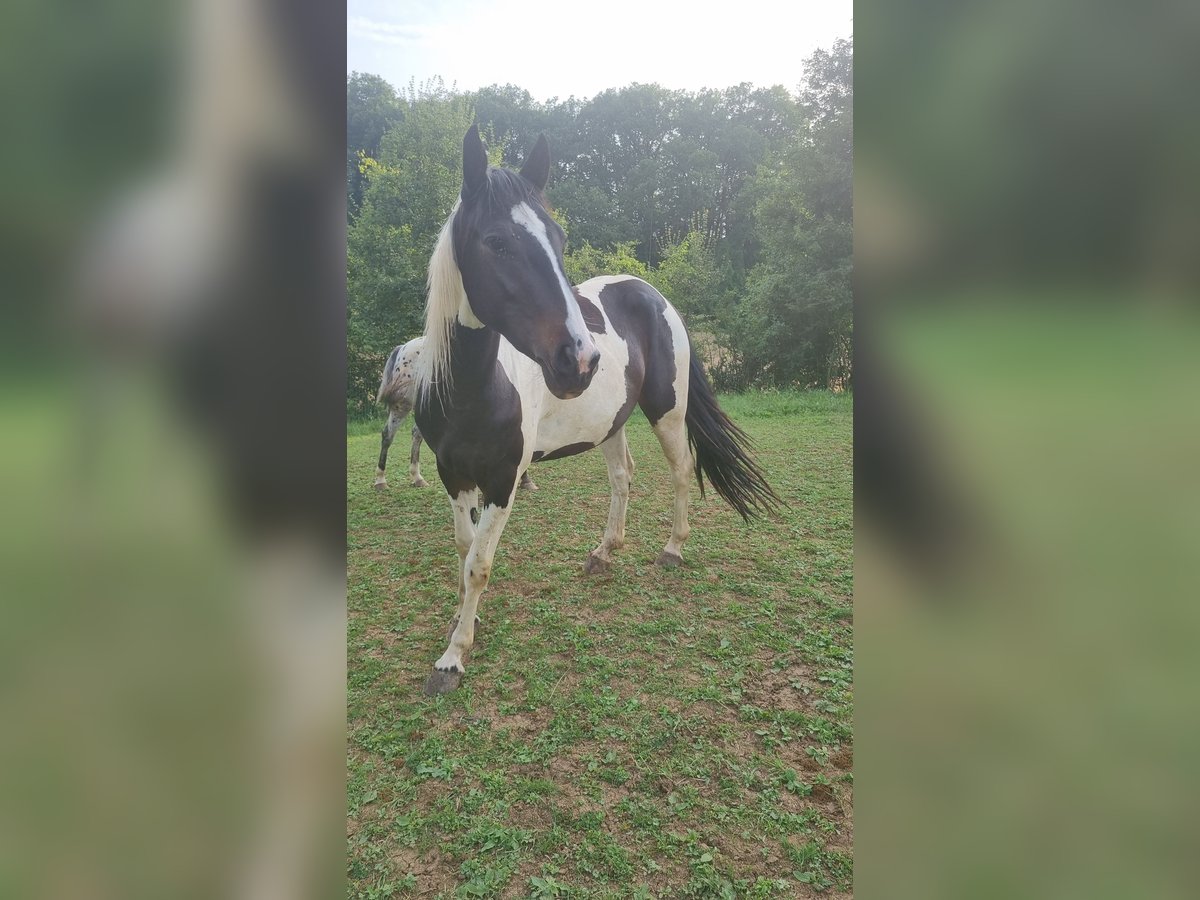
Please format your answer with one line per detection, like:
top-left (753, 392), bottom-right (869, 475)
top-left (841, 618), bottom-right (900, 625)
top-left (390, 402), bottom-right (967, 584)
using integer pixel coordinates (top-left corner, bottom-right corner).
top-left (584, 429), bottom-right (632, 575)
top-left (374, 411), bottom-right (401, 490)
top-left (409, 425), bottom-right (429, 487)
top-left (651, 409), bottom-right (692, 568)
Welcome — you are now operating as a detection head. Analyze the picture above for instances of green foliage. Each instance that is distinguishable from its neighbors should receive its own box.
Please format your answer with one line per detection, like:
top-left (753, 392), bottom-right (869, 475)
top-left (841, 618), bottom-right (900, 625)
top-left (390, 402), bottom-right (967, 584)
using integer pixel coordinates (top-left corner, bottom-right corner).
top-left (729, 38), bottom-right (853, 391)
top-left (655, 231), bottom-right (722, 316)
top-left (347, 72), bottom-right (403, 219)
top-left (562, 241), bottom-right (649, 285)
top-left (528, 874), bottom-right (568, 898)
top-left (549, 180), bottom-right (633, 252)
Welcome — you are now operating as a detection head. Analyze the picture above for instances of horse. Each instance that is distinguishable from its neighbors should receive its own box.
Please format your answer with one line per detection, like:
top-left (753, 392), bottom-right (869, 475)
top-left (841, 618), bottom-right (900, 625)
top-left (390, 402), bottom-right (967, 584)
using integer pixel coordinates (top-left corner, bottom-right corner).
top-left (414, 126), bottom-right (779, 695)
top-left (374, 336), bottom-right (537, 492)
top-left (374, 338), bottom-right (431, 490)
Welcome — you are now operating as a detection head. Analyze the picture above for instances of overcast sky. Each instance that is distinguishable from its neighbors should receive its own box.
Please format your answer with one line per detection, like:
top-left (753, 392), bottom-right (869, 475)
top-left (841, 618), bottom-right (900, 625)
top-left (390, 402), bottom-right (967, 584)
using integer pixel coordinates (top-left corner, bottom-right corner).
top-left (348, 0), bottom-right (853, 101)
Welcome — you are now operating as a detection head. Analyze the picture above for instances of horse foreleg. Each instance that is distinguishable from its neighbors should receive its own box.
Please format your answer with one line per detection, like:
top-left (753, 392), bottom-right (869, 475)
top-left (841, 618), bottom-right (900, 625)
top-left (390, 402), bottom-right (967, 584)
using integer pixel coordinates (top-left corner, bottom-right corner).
top-left (651, 411), bottom-right (692, 568)
top-left (584, 430), bottom-right (632, 575)
top-left (374, 410), bottom-right (402, 490)
top-left (444, 489), bottom-right (477, 640)
top-left (425, 490), bottom-right (516, 695)
top-left (409, 425), bottom-right (429, 487)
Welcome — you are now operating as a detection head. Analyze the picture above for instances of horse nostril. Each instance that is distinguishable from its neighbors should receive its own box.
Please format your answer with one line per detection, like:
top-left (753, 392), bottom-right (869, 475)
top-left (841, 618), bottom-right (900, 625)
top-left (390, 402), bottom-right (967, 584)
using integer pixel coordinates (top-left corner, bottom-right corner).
top-left (587, 350), bottom-right (600, 374)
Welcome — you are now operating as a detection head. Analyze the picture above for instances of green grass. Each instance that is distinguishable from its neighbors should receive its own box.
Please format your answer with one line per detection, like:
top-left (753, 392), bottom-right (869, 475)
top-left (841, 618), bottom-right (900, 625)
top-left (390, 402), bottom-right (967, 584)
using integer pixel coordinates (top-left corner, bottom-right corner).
top-left (349, 416), bottom-right (388, 438)
top-left (347, 390), bottom-right (853, 899)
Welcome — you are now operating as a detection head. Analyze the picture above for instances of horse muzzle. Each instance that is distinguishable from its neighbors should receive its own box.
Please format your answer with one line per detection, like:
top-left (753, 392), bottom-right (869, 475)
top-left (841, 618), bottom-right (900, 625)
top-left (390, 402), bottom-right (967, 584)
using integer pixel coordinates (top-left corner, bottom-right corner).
top-left (544, 342), bottom-right (600, 399)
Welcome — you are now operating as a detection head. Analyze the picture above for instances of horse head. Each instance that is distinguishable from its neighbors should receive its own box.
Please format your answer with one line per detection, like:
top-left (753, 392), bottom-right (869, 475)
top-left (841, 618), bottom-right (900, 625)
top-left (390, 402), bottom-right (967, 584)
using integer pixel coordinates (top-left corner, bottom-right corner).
top-left (452, 126), bottom-right (600, 399)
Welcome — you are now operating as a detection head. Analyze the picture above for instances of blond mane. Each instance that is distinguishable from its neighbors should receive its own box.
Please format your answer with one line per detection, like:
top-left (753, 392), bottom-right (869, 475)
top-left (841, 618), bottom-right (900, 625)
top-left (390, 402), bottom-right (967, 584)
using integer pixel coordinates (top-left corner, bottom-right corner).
top-left (416, 201), bottom-right (477, 402)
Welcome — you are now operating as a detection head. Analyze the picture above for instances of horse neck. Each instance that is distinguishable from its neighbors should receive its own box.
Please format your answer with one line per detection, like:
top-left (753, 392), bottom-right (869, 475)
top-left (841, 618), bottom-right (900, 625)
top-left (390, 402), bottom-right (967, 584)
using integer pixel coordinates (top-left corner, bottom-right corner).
top-left (445, 322), bottom-right (502, 403)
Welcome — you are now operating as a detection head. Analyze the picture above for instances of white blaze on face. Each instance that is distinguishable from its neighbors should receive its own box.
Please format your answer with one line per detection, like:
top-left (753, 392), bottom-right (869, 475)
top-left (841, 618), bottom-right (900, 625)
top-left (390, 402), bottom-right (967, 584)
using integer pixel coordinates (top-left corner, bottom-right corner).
top-left (510, 201), bottom-right (599, 374)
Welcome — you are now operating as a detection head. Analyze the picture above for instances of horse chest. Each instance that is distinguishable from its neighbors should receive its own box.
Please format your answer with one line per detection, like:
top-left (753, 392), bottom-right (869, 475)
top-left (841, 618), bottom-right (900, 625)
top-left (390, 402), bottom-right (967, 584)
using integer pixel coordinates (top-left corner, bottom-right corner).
top-left (532, 328), bottom-right (634, 454)
top-left (415, 358), bottom-right (525, 496)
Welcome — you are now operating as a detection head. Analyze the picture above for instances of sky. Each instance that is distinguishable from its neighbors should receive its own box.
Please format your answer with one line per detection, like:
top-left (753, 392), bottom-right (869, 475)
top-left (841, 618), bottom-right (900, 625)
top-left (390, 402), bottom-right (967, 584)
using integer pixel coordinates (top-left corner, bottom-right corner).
top-left (348, 0), bottom-right (853, 101)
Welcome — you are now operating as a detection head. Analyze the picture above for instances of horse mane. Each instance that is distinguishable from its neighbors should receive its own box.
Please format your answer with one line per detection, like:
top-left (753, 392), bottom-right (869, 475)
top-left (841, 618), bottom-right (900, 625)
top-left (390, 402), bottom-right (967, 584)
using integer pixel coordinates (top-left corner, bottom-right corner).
top-left (416, 201), bottom-right (468, 403)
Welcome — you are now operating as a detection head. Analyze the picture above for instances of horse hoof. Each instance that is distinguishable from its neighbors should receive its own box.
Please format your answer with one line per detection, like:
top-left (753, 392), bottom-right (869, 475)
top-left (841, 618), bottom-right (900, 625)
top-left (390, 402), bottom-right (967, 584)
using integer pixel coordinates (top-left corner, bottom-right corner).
top-left (423, 668), bottom-right (463, 696)
top-left (655, 552), bottom-right (683, 569)
top-left (583, 553), bottom-right (610, 575)
top-left (520, 480), bottom-right (538, 492)
top-left (373, 479), bottom-right (387, 491)
top-left (412, 478), bottom-right (429, 488)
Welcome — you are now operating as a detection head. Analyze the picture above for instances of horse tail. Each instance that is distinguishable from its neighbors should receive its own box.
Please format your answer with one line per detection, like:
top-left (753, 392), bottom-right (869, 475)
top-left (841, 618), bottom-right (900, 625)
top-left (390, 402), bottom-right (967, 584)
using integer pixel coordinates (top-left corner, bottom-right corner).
top-left (684, 354), bottom-right (781, 521)
top-left (376, 345), bottom-right (402, 404)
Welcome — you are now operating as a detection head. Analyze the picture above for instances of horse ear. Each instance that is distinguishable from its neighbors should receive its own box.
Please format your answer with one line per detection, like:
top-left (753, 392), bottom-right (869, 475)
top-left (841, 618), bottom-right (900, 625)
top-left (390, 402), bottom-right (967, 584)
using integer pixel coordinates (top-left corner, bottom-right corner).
top-left (520, 134), bottom-right (551, 191)
top-left (462, 125), bottom-right (488, 196)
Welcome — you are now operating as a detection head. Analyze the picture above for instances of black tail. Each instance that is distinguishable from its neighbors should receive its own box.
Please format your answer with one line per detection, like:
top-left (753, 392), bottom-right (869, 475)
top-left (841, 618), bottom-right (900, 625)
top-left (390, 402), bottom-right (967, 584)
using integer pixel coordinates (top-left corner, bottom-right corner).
top-left (684, 356), bottom-right (781, 521)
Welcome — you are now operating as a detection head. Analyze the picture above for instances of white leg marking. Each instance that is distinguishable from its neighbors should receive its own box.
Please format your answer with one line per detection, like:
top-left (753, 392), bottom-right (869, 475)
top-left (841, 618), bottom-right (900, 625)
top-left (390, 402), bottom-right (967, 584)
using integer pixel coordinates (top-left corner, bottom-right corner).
top-left (448, 490), bottom-right (476, 622)
top-left (585, 430), bottom-right (632, 573)
top-left (652, 409), bottom-right (693, 565)
top-left (434, 488), bottom-right (517, 674)
top-left (409, 428), bottom-right (428, 487)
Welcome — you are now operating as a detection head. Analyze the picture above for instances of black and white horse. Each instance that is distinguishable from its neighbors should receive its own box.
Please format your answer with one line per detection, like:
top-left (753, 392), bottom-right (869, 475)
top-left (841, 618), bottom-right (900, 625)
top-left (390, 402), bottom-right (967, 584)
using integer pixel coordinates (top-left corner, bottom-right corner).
top-left (414, 127), bottom-right (778, 694)
top-left (374, 336), bottom-right (536, 492)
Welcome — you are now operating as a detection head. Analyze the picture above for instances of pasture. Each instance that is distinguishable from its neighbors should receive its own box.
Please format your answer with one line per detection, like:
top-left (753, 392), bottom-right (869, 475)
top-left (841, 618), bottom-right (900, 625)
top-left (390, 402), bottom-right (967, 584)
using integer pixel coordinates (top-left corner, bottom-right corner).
top-left (347, 391), bottom-right (853, 899)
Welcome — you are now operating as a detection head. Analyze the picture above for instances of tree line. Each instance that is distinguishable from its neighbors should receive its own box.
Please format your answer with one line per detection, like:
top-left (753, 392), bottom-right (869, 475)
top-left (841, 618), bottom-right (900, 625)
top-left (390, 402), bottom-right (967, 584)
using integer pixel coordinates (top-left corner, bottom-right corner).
top-left (347, 38), bottom-right (851, 415)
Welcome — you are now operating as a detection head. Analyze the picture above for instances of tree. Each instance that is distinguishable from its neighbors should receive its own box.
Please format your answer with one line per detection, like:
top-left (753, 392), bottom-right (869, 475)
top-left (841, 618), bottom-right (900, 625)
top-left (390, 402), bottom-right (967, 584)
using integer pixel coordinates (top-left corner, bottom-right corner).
top-left (471, 84), bottom-right (545, 167)
top-left (655, 230), bottom-right (725, 322)
top-left (346, 73), bottom-right (402, 219)
top-left (733, 39), bottom-right (853, 390)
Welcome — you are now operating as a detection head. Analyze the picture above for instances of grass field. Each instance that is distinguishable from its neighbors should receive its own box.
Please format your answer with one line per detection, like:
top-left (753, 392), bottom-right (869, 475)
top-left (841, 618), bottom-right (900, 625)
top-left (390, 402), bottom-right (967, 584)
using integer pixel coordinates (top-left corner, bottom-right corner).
top-left (347, 391), bottom-right (853, 899)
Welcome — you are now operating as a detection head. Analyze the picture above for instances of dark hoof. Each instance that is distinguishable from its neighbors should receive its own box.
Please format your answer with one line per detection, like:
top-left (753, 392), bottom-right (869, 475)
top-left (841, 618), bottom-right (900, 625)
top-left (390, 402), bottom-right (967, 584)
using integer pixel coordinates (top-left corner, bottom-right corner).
top-left (583, 552), bottom-right (610, 575)
top-left (423, 668), bottom-right (463, 696)
top-left (655, 552), bottom-right (683, 569)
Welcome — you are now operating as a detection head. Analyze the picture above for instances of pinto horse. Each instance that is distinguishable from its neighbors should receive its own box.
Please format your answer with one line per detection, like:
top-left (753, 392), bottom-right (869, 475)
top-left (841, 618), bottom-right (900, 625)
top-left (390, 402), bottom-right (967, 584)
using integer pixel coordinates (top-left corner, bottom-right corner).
top-left (415, 126), bottom-right (778, 695)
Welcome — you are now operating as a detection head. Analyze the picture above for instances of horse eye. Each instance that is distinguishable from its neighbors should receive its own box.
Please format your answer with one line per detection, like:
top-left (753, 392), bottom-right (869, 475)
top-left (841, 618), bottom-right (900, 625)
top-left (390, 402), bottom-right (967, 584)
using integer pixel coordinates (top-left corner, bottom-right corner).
top-left (484, 236), bottom-right (508, 254)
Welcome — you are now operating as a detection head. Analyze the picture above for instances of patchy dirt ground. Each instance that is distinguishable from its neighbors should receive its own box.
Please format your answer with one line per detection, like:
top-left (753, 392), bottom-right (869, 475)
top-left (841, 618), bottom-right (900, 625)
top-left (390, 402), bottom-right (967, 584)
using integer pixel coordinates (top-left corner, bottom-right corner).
top-left (348, 392), bottom-right (852, 898)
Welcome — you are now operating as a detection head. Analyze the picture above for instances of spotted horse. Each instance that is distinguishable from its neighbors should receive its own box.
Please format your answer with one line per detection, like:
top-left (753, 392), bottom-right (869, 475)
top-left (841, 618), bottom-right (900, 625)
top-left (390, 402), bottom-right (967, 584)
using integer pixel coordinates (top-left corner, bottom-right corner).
top-left (374, 336), bottom-right (536, 492)
top-left (415, 127), bottom-right (779, 694)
